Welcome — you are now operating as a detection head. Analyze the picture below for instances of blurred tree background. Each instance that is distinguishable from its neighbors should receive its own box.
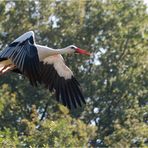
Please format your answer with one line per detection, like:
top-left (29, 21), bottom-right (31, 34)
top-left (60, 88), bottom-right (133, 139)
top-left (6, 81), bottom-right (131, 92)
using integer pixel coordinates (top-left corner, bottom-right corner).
top-left (0, 0), bottom-right (148, 147)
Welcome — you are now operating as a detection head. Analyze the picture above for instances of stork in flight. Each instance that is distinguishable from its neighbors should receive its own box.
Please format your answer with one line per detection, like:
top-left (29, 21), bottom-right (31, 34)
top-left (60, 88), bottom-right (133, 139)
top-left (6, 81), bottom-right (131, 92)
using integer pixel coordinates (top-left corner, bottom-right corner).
top-left (0, 31), bottom-right (90, 109)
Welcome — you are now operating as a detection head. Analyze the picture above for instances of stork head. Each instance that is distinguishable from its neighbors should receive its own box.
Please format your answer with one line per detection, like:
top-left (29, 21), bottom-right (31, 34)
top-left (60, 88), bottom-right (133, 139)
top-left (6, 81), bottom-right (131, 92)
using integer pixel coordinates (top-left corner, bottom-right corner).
top-left (68, 45), bottom-right (90, 56)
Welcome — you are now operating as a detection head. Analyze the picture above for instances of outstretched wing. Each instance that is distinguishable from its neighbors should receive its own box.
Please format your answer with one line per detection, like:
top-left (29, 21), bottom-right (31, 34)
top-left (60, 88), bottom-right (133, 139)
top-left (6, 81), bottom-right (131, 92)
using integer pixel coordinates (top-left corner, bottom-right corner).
top-left (40, 55), bottom-right (86, 109)
top-left (0, 31), bottom-right (40, 86)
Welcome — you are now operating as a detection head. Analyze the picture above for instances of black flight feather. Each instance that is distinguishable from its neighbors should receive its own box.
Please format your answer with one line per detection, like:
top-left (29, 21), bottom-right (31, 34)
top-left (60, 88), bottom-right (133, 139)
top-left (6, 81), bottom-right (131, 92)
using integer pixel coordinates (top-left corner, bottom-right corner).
top-left (67, 80), bottom-right (77, 108)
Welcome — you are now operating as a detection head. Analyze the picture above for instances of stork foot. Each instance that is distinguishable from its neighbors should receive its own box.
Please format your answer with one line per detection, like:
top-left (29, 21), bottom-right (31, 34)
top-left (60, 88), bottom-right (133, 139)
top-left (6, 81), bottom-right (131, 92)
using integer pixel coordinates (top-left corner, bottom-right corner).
top-left (0, 65), bottom-right (16, 75)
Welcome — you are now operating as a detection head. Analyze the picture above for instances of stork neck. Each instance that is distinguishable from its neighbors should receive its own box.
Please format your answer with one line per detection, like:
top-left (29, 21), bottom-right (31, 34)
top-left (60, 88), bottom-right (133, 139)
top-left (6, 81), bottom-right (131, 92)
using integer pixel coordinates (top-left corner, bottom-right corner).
top-left (37, 45), bottom-right (71, 54)
top-left (56, 47), bottom-right (71, 54)
top-left (36, 45), bottom-right (72, 60)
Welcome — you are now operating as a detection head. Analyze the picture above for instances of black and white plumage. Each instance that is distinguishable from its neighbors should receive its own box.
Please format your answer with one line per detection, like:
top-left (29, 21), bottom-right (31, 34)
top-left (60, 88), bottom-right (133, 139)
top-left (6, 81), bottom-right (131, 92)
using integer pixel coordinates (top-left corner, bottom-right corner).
top-left (0, 31), bottom-right (90, 109)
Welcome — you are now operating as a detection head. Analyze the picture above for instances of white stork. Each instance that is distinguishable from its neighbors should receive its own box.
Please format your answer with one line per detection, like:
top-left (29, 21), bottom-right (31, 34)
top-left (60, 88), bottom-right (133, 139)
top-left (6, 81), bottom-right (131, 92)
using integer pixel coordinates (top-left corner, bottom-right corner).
top-left (0, 31), bottom-right (90, 109)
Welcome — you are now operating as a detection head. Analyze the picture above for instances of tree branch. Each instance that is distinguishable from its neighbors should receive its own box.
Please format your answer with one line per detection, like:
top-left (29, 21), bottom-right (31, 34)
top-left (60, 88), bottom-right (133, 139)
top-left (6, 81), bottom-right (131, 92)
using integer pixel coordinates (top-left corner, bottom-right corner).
top-left (117, 37), bottom-right (129, 62)
top-left (40, 101), bottom-right (49, 121)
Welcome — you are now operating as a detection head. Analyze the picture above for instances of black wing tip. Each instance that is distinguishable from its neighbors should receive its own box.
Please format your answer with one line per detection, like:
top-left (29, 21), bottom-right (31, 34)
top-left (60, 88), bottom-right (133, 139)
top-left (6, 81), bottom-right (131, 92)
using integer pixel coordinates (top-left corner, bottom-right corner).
top-left (71, 77), bottom-right (86, 103)
top-left (53, 76), bottom-right (86, 110)
top-left (63, 77), bottom-right (86, 110)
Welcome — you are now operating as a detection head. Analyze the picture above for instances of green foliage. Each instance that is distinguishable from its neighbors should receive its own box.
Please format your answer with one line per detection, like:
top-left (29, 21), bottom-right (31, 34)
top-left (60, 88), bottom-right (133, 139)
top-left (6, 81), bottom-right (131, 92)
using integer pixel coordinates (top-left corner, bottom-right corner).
top-left (0, 0), bottom-right (148, 147)
top-left (0, 103), bottom-right (96, 147)
top-left (21, 106), bottom-right (96, 147)
top-left (0, 128), bottom-right (19, 148)
top-left (105, 107), bottom-right (148, 147)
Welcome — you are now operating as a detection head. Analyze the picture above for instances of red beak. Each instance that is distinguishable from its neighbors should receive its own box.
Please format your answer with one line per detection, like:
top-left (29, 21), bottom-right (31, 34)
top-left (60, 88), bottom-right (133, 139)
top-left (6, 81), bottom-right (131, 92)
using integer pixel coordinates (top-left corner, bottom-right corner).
top-left (75, 48), bottom-right (90, 56)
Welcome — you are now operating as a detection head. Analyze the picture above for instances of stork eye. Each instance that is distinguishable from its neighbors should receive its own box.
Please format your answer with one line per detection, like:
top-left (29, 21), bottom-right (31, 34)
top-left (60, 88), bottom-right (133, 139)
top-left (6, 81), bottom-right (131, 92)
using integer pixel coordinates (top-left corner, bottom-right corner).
top-left (71, 46), bottom-right (75, 49)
